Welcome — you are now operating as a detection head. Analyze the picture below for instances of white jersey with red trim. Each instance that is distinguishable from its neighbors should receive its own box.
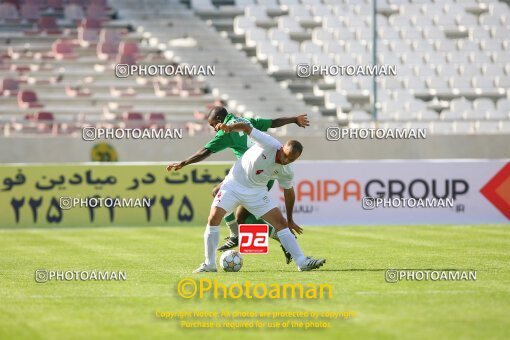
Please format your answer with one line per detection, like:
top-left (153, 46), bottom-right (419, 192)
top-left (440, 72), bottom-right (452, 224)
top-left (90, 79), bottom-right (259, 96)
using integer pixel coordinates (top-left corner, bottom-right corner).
top-left (224, 128), bottom-right (294, 191)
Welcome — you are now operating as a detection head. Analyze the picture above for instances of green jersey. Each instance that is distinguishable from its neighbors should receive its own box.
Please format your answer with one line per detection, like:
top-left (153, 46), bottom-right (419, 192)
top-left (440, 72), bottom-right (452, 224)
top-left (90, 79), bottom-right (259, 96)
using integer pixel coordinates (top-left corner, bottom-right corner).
top-left (204, 113), bottom-right (272, 159)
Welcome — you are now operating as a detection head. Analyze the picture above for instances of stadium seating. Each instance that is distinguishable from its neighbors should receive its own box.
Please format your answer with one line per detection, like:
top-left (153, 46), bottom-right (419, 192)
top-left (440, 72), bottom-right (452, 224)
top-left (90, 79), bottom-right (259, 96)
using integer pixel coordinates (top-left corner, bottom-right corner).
top-left (189, 0), bottom-right (510, 134)
top-left (0, 0), bottom-right (215, 136)
top-left (1, 0), bottom-right (509, 136)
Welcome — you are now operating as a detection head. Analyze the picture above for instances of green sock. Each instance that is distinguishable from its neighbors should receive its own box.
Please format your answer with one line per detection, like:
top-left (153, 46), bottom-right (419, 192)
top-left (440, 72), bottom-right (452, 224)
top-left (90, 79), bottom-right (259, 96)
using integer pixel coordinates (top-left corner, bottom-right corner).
top-left (224, 212), bottom-right (238, 237)
top-left (244, 214), bottom-right (279, 241)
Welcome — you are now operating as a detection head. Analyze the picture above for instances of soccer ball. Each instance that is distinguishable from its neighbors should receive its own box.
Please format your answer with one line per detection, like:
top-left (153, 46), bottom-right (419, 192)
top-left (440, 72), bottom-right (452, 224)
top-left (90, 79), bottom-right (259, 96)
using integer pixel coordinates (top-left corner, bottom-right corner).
top-left (219, 250), bottom-right (243, 272)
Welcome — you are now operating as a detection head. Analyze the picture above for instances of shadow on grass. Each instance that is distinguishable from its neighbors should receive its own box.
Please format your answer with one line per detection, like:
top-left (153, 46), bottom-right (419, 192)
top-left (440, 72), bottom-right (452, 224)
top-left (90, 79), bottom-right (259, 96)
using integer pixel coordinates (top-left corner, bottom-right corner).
top-left (240, 268), bottom-right (475, 273)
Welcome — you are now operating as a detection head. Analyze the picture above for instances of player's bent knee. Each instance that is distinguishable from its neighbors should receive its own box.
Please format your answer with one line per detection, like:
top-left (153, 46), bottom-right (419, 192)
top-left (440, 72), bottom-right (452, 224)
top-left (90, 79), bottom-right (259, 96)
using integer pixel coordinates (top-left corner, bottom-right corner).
top-left (235, 206), bottom-right (250, 224)
top-left (208, 207), bottom-right (226, 226)
top-left (261, 208), bottom-right (287, 231)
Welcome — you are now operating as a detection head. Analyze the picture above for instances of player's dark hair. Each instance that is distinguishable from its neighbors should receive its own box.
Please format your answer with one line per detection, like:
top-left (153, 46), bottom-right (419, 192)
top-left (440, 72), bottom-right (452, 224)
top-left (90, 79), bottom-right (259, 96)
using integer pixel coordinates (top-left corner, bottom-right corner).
top-left (208, 106), bottom-right (228, 123)
top-left (287, 140), bottom-right (303, 155)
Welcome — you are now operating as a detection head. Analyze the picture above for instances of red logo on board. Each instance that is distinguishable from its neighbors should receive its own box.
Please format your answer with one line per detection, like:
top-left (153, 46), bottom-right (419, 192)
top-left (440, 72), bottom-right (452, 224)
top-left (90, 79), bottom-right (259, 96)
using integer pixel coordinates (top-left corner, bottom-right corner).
top-left (239, 224), bottom-right (269, 254)
top-left (480, 163), bottom-right (510, 220)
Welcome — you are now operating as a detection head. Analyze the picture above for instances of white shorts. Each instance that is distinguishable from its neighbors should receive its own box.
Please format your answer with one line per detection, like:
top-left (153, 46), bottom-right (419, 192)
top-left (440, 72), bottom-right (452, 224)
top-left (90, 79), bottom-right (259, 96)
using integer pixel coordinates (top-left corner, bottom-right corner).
top-left (211, 179), bottom-right (276, 219)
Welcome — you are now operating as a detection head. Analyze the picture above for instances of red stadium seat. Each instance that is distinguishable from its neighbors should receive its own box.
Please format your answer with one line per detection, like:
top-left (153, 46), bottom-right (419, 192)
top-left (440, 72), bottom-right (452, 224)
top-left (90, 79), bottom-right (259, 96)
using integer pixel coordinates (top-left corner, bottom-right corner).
top-left (52, 40), bottom-right (78, 59)
top-left (20, 3), bottom-right (39, 20)
top-left (116, 53), bottom-right (136, 65)
top-left (78, 18), bottom-right (101, 44)
top-left (0, 57), bottom-right (9, 71)
top-left (123, 112), bottom-right (144, 121)
top-left (37, 16), bottom-right (62, 34)
top-left (69, 0), bottom-right (86, 6)
top-left (4, 0), bottom-right (21, 8)
top-left (147, 112), bottom-right (166, 129)
top-left (26, 0), bottom-right (46, 7)
top-left (86, 4), bottom-right (107, 20)
top-left (47, 0), bottom-right (64, 11)
top-left (148, 113), bottom-right (166, 122)
top-left (26, 111), bottom-right (56, 134)
top-left (1, 78), bottom-right (19, 96)
top-left (90, 0), bottom-right (108, 7)
top-left (97, 42), bottom-right (118, 60)
top-left (17, 90), bottom-right (43, 108)
top-left (0, 3), bottom-right (19, 20)
top-left (64, 3), bottom-right (84, 21)
top-left (78, 27), bottom-right (99, 44)
top-left (100, 28), bottom-right (121, 44)
top-left (80, 17), bottom-right (101, 29)
top-left (118, 41), bottom-right (139, 56)
top-left (120, 112), bottom-right (144, 129)
top-left (34, 111), bottom-right (54, 121)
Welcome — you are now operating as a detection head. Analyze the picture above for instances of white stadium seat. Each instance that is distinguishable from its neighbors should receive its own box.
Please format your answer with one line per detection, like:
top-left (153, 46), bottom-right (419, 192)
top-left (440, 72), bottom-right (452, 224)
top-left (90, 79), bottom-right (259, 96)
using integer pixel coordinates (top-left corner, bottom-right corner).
top-left (256, 0), bottom-right (277, 7)
top-left (186, 0), bottom-right (510, 135)
top-left (301, 41), bottom-right (322, 54)
top-left (267, 55), bottom-right (292, 73)
top-left (464, 109), bottom-right (488, 120)
top-left (278, 17), bottom-right (302, 33)
top-left (454, 121), bottom-right (475, 134)
top-left (323, 42), bottom-right (344, 54)
top-left (256, 42), bottom-right (278, 61)
top-left (246, 6), bottom-right (269, 20)
top-left (349, 109), bottom-right (372, 122)
top-left (450, 97), bottom-right (471, 112)
top-left (324, 91), bottom-right (350, 110)
top-left (310, 5), bottom-right (333, 18)
top-left (479, 13), bottom-right (504, 26)
top-left (234, 16), bottom-right (256, 35)
top-left (245, 28), bottom-right (267, 47)
top-left (476, 121), bottom-right (501, 133)
top-left (322, 15), bottom-right (344, 30)
top-left (312, 28), bottom-right (334, 45)
top-left (432, 121), bottom-right (455, 134)
top-left (289, 53), bottom-right (311, 66)
top-left (288, 6), bottom-right (312, 20)
top-left (473, 98), bottom-right (495, 111)
top-left (191, 0), bottom-right (214, 10)
top-left (419, 110), bottom-right (440, 121)
top-left (455, 13), bottom-right (478, 26)
top-left (496, 98), bottom-right (510, 112)
top-left (441, 110), bottom-right (465, 121)
top-left (278, 41), bottom-right (300, 53)
top-left (500, 121), bottom-right (510, 133)
top-left (472, 77), bottom-right (495, 90)
top-left (279, 0), bottom-right (300, 7)
top-left (487, 111), bottom-right (509, 120)
top-left (268, 28), bottom-right (290, 43)
top-left (335, 28), bottom-right (355, 40)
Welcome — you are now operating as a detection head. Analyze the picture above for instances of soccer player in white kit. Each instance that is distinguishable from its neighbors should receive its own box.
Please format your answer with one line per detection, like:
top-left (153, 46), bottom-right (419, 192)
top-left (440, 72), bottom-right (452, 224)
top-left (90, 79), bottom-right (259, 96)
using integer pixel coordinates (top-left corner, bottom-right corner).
top-left (193, 121), bottom-right (326, 272)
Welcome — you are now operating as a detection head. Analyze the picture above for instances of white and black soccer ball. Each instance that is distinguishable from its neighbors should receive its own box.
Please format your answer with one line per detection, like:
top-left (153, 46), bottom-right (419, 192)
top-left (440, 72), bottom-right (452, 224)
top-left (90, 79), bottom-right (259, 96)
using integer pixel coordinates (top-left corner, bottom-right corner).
top-left (219, 250), bottom-right (243, 272)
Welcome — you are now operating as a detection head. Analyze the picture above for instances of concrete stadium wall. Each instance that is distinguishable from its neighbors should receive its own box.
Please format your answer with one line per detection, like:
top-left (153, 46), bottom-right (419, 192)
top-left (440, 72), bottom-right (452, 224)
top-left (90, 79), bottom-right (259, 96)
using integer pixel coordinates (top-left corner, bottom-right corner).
top-left (1, 135), bottom-right (509, 163)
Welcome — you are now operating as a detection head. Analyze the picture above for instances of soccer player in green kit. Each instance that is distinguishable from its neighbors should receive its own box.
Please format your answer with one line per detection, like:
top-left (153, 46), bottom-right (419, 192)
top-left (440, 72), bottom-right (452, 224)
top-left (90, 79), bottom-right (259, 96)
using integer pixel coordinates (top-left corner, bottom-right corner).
top-left (166, 106), bottom-right (309, 264)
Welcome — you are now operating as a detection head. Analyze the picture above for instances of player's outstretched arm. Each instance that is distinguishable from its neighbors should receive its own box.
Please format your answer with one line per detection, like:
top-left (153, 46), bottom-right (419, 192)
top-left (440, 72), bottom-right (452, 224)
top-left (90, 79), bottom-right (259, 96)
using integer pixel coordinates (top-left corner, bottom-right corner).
top-left (216, 122), bottom-right (252, 134)
top-left (284, 187), bottom-right (303, 234)
top-left (218, 122), bottom-right (281, 150)
top-left (166, 148), bottom-right (212, 172)
top-left (271, 114), bottom-right (310, 129)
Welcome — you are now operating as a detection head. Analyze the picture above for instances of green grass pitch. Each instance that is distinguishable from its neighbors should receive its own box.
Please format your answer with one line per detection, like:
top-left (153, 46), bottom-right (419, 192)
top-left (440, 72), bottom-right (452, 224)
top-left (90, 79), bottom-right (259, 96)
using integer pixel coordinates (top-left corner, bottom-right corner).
top-left (0, 225), bottom-right (509, 340)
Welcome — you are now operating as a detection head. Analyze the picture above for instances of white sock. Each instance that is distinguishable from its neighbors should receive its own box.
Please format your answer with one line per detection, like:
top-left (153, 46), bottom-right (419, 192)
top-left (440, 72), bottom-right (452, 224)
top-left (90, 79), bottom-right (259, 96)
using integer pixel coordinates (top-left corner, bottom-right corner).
top-left (204, 225), bottom-right (220, 267)
top-left (226, 220), bottom-right (239, 237)
top-left (277, 228), bottom-right (306, 267)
